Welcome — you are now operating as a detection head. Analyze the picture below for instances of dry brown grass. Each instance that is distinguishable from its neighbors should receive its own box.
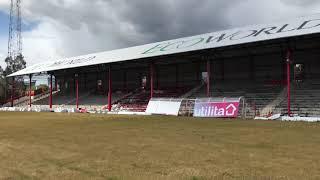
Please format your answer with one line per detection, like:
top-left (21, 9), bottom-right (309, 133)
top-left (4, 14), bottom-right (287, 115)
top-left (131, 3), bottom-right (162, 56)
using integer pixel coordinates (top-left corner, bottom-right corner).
top-left (0, 112), bottom-right (319, 179)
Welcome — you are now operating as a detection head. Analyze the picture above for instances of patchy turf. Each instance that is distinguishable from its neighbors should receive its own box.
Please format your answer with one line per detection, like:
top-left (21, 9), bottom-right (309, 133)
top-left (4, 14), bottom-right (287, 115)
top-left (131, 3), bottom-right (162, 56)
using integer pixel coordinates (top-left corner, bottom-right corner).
top-left (0, 112), bottom-right (319, 179)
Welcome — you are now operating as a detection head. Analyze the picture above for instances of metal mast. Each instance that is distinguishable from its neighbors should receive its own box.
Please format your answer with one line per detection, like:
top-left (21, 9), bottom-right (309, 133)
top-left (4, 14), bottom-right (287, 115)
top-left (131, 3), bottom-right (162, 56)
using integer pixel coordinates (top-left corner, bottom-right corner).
top-left (7, 0), bottom-right (22, 60)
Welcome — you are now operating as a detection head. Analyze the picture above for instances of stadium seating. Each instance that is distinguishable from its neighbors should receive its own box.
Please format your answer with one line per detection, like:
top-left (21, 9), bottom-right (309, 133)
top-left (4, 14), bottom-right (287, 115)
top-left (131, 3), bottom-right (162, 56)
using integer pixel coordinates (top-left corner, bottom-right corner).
top-left (32, 90), bottom-right (125, 109)
top-left (6, 90), bottom-right (58, 107)
top-left (12, 79), bottom-right (320, 117)
top-left (33, 92), bottom-right (76, 106)
top-left (276, 80), bottom-right (320, 117)
top-left (187, 80), bottom-right (284, 117)
top-left (115, 87), bottom-right (191, 112)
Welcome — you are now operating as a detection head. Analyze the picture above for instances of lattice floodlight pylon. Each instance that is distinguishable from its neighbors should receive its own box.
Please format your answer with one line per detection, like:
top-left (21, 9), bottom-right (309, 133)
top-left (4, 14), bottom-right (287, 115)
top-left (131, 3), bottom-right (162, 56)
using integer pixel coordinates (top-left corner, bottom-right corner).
top-left (7, 0), bottom-right (22, 60)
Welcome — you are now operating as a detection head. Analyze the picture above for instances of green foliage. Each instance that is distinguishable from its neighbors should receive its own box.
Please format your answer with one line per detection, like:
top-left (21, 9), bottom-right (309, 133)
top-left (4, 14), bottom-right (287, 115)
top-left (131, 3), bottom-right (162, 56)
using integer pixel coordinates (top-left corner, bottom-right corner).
top-left (4, 54), bottom-right (26, 76)
top-left (0, 55), bottom-right (27, 102)
top-left (0, 66), bottom-right (6, 103)
top-left (0, 66), bottom-right (4, 79)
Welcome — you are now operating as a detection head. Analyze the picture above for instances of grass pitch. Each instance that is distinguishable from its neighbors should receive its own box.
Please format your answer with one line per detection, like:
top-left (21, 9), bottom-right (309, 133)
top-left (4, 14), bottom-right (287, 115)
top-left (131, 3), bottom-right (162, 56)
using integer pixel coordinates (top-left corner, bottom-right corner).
top-left (0, 112), bottom-right (319, 180)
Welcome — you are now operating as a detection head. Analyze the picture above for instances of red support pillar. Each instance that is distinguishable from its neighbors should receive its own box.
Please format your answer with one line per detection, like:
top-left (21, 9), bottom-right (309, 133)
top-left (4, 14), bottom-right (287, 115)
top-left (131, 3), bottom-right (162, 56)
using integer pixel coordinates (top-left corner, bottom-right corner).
top-left (11, 77), bottom-right (14, 107)
top-left (286, 50), bottom-right (291, 116)
top-left (108, 66), bottom-right (112, 111)
top-left (75, 74), bottom-right (79, 109)
top-left (29, 74), bottom-right (32, 107)
top-left (49, 74), bottom-right (53, 109)
top-left (206, 59), bottom-right (211, 97)
top-left (150, 62), bottom-right (154, 99)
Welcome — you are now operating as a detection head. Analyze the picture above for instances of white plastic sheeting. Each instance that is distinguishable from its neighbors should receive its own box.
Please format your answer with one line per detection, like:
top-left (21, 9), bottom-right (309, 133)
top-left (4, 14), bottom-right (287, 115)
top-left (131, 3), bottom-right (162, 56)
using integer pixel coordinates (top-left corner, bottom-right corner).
top-left (280, 116), bottom-right (320, 122)
top-left (0, 106), bottom-right (151, 116)
top-left (254, 115), bottom-right (320, 122)
top-left (146, 98), bottom-right (183, 116)
top-left (8, 14), bottom-right (320, 77)
top-left (0, 106), bottom-right (51, 112)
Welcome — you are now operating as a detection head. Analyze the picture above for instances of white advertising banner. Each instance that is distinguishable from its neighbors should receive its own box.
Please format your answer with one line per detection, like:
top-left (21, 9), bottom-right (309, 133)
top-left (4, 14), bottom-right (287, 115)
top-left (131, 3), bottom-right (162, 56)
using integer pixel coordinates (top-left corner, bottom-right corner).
top-left (193, 98), bottom-right (241, 118)
top-left (146, 98), bottom-right (182, 116)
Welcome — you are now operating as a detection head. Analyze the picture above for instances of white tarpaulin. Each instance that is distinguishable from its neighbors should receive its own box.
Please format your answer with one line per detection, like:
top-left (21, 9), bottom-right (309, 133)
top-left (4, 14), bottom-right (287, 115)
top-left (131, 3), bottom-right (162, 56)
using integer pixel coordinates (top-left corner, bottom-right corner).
top-left (8, 14), bottom-right (320, 77)
top-left (146, 98), bottom-right (182, 116)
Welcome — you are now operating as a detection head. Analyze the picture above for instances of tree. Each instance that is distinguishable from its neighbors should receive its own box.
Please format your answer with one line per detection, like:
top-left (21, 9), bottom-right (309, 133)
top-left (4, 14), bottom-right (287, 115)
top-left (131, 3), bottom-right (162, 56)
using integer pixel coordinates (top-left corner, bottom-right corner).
top-left (4, 54), bottom-right (26, 76)
top-left (2, 54), bottom-right (27, 104)
top-left (0, 66), bottom-right (4, 79)
top-left (0, 66), bottom-right (6, 103)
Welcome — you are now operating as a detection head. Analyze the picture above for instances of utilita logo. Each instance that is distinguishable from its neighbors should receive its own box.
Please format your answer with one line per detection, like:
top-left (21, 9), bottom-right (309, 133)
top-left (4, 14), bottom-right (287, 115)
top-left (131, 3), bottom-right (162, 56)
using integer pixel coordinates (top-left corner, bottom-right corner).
top-left (194, 102), bottom-right (240, 118)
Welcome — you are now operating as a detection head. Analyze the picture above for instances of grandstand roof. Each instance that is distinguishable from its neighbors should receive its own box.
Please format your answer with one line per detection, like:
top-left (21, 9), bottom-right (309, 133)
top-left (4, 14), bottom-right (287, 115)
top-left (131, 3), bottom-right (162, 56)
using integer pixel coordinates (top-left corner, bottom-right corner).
top-left (8, 14), bottom-right (320, 77)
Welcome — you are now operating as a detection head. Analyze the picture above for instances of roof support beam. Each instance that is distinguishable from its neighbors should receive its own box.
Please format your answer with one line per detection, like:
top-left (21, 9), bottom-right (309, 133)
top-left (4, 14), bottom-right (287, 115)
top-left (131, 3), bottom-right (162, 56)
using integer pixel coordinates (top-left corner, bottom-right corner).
top-left (207, 59), bottom-right (211, 97)
top-left (75, 73), bottom-right (79, 109)
top-left (150, 62), bottom-right (154, 99)
top-left (11, 77), bottom-right (14, 107)
top-left (29, 74), bottom-right (32, 108)
top-left (286, 49), bottom-right (292, 117)
top-left (107, 66), bottom-right (112, 112)
top-left (49, 74), bottom-right (53, 109)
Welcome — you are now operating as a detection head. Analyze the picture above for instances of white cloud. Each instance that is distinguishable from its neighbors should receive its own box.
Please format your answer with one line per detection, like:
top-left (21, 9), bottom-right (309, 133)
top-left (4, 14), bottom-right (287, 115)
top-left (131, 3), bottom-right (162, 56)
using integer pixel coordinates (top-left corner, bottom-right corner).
top-left (22, 21), bottom-right (62, 66)
top-left (0, 52), bottom-right (5, 68)
top-left (0, 0), bottom-right (9, 11)
top-left (227, 0), bottom-right (320, 27)
top-left (0, 36), bottom-right (7, 68)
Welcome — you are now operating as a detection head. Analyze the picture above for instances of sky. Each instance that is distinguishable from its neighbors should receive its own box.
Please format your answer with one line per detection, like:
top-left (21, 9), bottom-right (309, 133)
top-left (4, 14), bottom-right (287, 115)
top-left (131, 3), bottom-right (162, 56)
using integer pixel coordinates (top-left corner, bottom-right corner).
top-left (0, 0), bottom-right (320, 69)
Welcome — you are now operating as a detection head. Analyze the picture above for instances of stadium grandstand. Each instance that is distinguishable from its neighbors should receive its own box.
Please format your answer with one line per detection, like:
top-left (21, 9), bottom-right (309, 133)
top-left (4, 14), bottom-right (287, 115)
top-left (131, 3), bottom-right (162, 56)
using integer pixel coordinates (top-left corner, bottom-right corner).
top-left (3, 14), bottom-right (320, 118)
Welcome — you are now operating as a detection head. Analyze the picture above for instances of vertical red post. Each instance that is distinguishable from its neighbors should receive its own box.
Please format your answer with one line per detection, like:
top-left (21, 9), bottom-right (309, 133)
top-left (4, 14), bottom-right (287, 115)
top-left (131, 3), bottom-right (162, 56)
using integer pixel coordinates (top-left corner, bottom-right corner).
top-left (286, 50), bottom-right (291, 116)
top-left (29, 74), bottom-right (32, 107)
top-left (75, 74), bottom-right (79, 109)
top-left (11, 77), bottom-right (14, 107)
top-left (108, 66), bottom-right (112, 111)
top-left (206, 59), bottom-right (211, 97)
top-left (49, 74), bottom-right (53, 109)
top-left (150, 62), bottom-right (154, 99)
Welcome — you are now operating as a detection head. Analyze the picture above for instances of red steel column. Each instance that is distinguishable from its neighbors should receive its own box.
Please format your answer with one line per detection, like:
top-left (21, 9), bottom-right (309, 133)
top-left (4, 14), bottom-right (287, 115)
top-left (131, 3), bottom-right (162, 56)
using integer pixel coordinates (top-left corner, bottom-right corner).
top-left (150, 62), bottom-right (154, 99)
top-left (75, 74), bottom-right (79, 109)
top-left (49, 74), bottom-right (53, 109)
top-left (207, 59), bottom-right (211, 97)
top-left (11, 77), bottom-right (14, 107)
top-left (286, 50), bottom-right (291, 116)
top-left (108, 66), bottom-right (112, 111)
top-left (29, 74), bottom-right (32, 107)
